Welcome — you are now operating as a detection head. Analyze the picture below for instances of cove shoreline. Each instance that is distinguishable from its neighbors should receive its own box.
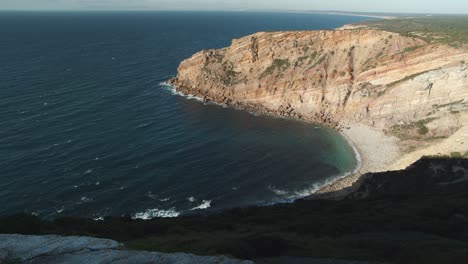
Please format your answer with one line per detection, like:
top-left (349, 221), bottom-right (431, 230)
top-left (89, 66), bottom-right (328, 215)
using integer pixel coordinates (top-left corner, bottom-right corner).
top-left (163, 82), bottom-right (401, 199)
top-left (314, 123), bottom-right (401, 197)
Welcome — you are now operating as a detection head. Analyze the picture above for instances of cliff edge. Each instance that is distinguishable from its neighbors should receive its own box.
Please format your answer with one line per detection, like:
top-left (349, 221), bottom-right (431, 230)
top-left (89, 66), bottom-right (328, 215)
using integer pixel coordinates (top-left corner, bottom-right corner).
top-left (169, 28), bottom-right (468, 192)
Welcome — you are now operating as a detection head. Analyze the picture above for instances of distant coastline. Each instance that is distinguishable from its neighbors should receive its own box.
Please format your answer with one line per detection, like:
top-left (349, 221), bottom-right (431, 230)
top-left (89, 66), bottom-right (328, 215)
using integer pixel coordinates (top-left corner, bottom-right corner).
top-left (286, 10), bottom-right (397, 19)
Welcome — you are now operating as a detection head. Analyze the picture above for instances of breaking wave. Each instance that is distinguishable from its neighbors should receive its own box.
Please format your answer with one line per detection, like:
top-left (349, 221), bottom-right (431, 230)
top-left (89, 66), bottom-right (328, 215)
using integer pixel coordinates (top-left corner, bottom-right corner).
top-left (160, 82), bottom-right (205, 102)
top-left (190, 200), bottom-right (212, 210)
top-left (268, 185), bottom-right (289, 196)
top-left (132, 208), bottom-right (180, 219)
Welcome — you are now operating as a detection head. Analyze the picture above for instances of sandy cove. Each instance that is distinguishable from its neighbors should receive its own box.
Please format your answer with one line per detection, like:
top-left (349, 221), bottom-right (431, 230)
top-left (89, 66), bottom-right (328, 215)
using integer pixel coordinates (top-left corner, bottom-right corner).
top-left (314, 123), bottom-right (400, 196)
top-left (316, 113), bottom-right (468, 196)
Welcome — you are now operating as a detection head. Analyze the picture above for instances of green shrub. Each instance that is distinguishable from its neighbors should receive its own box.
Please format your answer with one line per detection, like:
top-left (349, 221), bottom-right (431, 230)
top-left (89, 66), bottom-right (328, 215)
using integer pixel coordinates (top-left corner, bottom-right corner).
top-left (386, 70), bottom-right (431, 88)
top-left (417, 122), bottom-right (429, 135)
top-left (260, 59), bottom-right (290, 78)
top-left (359, 16), bottom-right (468, 47)
top-left (308, 55), bottom-right (327, 69)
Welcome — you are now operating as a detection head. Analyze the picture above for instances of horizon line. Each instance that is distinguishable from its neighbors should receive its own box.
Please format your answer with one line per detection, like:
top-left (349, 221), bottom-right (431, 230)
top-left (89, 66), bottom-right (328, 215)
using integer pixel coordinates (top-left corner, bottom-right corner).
top-left (0, 9), bottom-right (467, 15)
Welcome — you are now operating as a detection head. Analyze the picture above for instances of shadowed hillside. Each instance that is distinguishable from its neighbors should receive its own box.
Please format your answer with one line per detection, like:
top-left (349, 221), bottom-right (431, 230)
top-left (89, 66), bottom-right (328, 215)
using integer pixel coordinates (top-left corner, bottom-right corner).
top-left (1, 157), bottom-right (467, 263)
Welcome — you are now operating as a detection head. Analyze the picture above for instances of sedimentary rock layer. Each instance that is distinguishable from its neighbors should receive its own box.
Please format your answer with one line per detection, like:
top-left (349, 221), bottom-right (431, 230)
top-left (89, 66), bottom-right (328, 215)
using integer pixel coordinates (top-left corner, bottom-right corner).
top-left (169, 29), bottom-right (468, 138)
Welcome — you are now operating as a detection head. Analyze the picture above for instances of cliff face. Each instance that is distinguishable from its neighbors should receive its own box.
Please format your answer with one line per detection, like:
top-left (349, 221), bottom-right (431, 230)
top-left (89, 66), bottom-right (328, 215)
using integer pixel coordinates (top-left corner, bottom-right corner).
top-left (169, 29), bottom-right (468, 142)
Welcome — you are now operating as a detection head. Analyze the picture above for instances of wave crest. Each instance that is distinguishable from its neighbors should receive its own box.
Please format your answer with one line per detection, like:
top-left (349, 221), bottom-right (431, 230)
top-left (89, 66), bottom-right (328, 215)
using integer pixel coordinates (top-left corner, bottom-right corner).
top-left (268, 185), bottom-right (289, 196)
top-left (190, 200), bottom-right (211, 210)
top-left (160, 82), bottom-right (204, 102)
top-left (132, 208), bottom-right (180, 219)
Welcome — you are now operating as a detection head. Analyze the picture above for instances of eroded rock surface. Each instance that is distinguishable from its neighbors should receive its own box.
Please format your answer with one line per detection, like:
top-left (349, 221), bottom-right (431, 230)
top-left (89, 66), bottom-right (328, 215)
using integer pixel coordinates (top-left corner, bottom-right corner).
top-left (169, 29), bottom-right (467, 146)
top-left (0, 234), bottom-right (253, 264)
top-left (169, 29), bottom-right (468, 193)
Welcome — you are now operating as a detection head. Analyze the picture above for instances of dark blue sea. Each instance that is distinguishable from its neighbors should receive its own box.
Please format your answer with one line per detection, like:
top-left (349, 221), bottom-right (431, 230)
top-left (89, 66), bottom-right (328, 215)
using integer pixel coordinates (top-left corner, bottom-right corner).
top-left (0, 11), bottom-right (369, 219)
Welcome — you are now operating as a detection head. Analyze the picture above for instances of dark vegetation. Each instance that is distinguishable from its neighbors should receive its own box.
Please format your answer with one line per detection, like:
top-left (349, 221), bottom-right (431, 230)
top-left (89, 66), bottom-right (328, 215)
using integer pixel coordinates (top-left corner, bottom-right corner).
top-left (260, 59), bottom-right (291, 79)
top-left (376, 70), bottom-right (433, 97)
top-left (433, 99), bottom-right (465, 110)
top-left (308, 54), bottom-right (327, 69)
top-left (1, 158), bottom-right (468, 263)
top-left (385, 70), bottom-right (432, 89)
top-left (391, 117), bottom-right (438, 139)
top-left (426, 99), bottom-right (466, 117)
top-left (360, 16), bottom-right (468, 48)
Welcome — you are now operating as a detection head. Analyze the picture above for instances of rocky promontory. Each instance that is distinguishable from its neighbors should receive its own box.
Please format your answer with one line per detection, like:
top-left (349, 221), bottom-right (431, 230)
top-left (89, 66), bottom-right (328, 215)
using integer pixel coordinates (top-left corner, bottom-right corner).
top-left (169, 28), bottom-right (468, 192)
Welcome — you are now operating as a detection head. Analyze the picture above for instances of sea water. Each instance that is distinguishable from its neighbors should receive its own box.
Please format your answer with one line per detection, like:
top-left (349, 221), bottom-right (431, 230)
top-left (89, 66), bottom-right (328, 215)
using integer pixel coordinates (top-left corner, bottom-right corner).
top-left (0, 11), bottom-right (371, 219)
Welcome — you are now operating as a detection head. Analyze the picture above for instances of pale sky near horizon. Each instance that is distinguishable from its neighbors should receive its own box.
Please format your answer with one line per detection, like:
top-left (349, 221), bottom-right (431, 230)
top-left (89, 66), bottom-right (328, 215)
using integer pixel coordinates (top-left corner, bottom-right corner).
top-left (1, 0), bottom-right (467, 14)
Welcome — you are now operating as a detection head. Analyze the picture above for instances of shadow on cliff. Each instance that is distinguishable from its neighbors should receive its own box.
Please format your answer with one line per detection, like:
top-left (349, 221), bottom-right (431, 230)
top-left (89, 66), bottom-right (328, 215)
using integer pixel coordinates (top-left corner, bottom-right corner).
top-left (1, 157), bottom-right (467, 264)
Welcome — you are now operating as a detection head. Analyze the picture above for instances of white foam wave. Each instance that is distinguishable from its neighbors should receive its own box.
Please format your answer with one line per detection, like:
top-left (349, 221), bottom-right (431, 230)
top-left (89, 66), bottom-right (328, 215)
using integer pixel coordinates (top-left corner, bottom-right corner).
top-left (80, 196), bottom-right (93, 203)
top-left (132, 208), bottom-right (180, 219)
top-left (266, 169), bottom-right (357, 205)
top-left (187, 196), bottom-right (196, 202)
top-left (137, 123), bottom-right (150, 128)
top-left (146, 192), bottom-right (171, 202)
top-left (160, 82), bottom-right (226, 106)
top-left (255, 168), bottom-right (359, 207)
top-left (269, 130), bottom-right (362, 203)
top-left (277, 129), bottom-right (363, 199)
top-left (268, 185), bottom-right (289, 196)
top-left (93, 217), bottom-right (104, 221)
top-left (160, 82), bottom-right (197, 99)
top-left (146, 192), bottom-right (158, 200)
top-left (186, 94), bottom-right (205, 102)
top-left (190, 200), bottom-right (211, 210)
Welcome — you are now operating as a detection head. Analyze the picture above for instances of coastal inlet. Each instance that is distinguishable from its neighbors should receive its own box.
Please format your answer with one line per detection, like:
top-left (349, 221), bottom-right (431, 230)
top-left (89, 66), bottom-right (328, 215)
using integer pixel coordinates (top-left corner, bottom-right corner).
top-left (0, 11), bottom-right (369, 219)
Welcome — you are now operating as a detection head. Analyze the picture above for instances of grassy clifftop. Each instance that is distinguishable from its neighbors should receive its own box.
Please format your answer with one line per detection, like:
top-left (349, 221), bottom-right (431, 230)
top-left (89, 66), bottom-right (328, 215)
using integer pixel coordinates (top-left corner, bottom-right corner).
top-left (357, 15), bottom-right (468, 47)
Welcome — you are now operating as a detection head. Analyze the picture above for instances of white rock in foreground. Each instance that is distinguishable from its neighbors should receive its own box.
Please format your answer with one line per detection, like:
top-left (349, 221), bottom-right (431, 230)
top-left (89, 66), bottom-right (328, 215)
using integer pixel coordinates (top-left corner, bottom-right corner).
top-left (0, 234), bottom-right (253, 264)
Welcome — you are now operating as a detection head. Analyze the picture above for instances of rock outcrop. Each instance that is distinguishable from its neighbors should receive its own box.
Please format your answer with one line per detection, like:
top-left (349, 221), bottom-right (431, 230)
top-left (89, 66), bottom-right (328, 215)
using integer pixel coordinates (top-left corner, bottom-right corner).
top-left (0, 234), bottom-right (252, 264)
top-left (169, 29), bottom-right (468, 146)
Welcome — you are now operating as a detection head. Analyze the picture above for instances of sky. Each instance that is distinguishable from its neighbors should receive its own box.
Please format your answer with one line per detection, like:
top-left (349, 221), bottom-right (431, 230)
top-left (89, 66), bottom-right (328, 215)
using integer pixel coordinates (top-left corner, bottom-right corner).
top-left (0, 0), bottom-right (467, 14)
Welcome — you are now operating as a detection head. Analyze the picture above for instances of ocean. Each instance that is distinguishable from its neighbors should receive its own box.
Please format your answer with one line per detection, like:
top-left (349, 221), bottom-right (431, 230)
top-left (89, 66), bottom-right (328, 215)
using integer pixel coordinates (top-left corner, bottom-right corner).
top-left (0, 11), bottom-right (370, 219)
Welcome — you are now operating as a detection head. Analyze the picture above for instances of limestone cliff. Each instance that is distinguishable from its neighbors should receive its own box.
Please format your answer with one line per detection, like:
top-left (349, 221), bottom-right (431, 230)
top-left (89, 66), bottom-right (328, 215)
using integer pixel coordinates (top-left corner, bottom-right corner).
top-left (169, 29), bottom-right (468, 150)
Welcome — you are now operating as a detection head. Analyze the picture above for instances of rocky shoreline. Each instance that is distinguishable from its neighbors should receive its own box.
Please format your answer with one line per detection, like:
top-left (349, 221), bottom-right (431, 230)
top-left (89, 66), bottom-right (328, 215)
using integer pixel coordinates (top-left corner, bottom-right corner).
top-left (168, 79), bottom-right (344, 129)
top-left (168, 26), bottom-right (467, 197)
top-left (167, 82), bottom-right (401, 197)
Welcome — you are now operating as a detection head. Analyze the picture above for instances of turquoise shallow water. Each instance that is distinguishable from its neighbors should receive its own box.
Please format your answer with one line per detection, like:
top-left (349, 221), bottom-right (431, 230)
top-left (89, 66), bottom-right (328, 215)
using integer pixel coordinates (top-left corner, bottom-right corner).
top-left (0, 11), bottom-right (368, 219)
